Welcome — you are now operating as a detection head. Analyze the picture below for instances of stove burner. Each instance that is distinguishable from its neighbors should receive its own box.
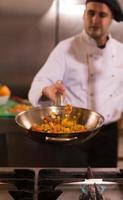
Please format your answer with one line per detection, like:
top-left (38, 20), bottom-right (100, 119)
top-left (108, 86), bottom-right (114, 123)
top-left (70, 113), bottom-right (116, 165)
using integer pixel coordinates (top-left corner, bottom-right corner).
top-left (0, 169), bottom-right (35, 200)
top-left (38, 168), bottom-right (123, 200)
top-left (0, 168), bottom-right (123, 200)
top-left (79, 184), bottom-right (104, 200)
top-left (79, 167), bottom-right (104, 199)
top-left (38, 190), bottom-right (62, 200)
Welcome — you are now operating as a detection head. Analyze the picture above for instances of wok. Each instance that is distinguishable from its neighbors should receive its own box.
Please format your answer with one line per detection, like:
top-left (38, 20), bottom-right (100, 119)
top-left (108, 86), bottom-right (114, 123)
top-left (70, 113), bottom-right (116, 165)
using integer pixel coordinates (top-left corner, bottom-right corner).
top-left (15, 105), bottom-right (104, 144)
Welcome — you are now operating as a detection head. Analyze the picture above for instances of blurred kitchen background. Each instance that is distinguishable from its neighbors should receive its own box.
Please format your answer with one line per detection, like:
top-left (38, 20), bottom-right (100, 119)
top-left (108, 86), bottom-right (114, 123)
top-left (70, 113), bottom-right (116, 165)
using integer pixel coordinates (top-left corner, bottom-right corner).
top-left (0, 0), bottom-right (123, 166)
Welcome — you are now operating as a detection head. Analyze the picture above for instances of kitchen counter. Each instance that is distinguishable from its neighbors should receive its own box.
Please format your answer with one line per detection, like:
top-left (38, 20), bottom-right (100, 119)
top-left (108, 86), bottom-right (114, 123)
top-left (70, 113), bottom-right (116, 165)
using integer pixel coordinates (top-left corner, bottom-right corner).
top-left (0, 117), bottom-right (123, 168)
top-left (0, 118), bottom-right (90, 168)
top-left (0, 118), bottom-right (69, 167)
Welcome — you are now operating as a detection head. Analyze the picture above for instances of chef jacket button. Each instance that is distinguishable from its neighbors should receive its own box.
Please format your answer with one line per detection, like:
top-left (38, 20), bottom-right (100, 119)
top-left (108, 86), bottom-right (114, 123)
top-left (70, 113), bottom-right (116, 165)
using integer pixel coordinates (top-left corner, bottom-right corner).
top-left (90, 93), bottom-right (94, 96)
top-left (89, 54), bottom-right (93, 57)
top-left (93, 56), bottom-right (98, 59)
top-left (110, 94), bottom-right (113, 97)
top-left (107, 114), bottom-right (110, 118)
top-left (90, 74), bottom-right (94, 78)
top-left (112, 74), bottom-right (115, 77)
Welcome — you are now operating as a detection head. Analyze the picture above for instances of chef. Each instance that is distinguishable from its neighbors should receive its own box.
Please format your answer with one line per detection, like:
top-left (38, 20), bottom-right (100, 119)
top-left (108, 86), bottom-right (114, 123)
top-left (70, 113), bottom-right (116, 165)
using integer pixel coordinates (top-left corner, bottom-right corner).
top-left (28, 0), bottom-right (123, 167)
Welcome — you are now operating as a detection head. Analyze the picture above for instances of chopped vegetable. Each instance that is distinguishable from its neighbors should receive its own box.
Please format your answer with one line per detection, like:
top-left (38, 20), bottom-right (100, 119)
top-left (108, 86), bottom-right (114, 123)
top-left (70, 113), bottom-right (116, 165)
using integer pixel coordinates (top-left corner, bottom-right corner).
top-left (31, 105), bottom-right (86, 133)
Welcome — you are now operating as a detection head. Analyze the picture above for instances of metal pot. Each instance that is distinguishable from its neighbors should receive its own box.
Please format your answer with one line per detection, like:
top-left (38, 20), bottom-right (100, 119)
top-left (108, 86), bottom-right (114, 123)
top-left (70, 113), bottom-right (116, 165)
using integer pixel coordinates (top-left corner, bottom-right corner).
top-left (15, 105), bottom-right (104, 144)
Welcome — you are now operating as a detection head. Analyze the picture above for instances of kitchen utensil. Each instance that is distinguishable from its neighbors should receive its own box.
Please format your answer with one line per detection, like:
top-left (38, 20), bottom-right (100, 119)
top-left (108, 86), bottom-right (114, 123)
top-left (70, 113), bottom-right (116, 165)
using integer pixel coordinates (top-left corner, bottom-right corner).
top-left (15, 104), bottom-right (104, 144)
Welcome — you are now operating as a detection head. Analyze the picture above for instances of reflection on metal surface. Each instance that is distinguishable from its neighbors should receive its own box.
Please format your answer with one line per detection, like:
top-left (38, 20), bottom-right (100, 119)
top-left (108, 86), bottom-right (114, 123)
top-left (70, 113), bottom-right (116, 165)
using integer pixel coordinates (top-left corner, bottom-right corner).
top-left (60, 179), bottom-right (117, 186)
top-left (0, 0), bottom-right (53, 15)
top-left (59, 0), bottom-right (85, 16)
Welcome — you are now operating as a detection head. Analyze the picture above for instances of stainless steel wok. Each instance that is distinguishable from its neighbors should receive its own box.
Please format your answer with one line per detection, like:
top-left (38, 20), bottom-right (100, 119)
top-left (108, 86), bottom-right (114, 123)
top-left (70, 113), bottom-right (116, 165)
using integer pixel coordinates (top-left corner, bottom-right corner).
top-left (15, 105), bottom-right (104, 144)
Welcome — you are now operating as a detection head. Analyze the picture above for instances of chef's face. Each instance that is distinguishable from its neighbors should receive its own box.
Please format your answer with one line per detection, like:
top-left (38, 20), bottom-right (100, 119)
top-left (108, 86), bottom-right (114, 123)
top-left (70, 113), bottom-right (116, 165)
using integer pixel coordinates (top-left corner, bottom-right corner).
top-left (83, 2), bottom-right (113, 41)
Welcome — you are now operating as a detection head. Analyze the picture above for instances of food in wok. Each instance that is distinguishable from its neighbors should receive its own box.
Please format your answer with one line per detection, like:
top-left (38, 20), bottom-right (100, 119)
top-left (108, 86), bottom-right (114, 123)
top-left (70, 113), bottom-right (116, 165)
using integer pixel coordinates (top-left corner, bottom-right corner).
top-left (31, 112), bottom-right (87, 133)
top-left (15, 104), bottom-right (104, 143)
top-left (31, 105), bottom-right (87, 133)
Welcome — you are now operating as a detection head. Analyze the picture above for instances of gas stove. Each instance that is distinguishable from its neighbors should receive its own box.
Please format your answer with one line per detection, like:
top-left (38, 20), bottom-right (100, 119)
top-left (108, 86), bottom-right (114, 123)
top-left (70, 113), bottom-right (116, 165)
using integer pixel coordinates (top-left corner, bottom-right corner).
top-left (0, 167), bottom-right (123, 200)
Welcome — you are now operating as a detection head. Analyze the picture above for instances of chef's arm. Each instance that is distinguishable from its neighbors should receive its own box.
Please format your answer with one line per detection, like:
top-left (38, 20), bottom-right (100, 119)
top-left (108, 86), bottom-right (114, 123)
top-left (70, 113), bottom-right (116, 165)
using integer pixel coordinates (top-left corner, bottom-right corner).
top-left (28, 41), bottom-right (66, 106)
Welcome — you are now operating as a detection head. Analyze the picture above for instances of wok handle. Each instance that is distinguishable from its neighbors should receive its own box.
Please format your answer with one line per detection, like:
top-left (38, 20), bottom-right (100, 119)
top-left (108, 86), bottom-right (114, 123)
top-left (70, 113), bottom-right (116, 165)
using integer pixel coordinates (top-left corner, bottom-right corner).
top-left (54, 80), bottom-right (64, 106)
top-left (55, 92), bottom-right (64, 106)
top-left (45, 136), bottom-right (78, 142)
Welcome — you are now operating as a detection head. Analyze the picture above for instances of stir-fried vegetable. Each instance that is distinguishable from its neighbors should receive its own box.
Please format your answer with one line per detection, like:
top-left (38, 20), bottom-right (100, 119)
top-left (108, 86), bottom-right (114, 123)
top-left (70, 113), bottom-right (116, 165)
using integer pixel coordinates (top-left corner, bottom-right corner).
top-left (31, 105), bottom-right (86, 133)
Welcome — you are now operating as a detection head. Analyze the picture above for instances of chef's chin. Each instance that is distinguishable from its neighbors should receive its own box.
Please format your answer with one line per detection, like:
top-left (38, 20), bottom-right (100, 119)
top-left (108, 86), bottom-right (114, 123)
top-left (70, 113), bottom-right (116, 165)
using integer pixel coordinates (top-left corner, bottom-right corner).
top-left (88, 30), bottom-right (103, 39)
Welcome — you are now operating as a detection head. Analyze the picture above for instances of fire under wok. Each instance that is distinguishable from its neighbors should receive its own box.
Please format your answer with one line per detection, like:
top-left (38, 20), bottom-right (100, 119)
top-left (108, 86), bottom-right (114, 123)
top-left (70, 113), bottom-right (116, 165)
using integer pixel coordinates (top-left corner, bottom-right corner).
top-left (15, 105), bottom-right (104, 144)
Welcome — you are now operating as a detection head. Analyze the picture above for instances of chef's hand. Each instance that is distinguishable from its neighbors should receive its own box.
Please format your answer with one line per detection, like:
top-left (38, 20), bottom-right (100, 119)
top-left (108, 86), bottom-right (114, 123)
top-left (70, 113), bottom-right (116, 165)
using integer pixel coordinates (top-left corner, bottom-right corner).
top-left (42, 81), bottom-right (65, 104)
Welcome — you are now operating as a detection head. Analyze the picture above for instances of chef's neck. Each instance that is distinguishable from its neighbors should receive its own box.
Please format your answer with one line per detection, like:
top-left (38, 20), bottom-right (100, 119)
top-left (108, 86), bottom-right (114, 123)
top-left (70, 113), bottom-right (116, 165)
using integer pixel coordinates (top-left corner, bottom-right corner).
top-left (95, 35), bottom-right (109, 48)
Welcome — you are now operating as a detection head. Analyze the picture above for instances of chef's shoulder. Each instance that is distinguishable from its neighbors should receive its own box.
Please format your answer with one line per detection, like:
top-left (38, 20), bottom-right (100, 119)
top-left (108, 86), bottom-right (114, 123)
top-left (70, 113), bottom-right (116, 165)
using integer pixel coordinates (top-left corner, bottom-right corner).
top-left (111, 38), bottom-right (123, 68)
top-left (54, 33), bottom-right (82, 52)
top-left (112, 37), bottom-right (123, 51)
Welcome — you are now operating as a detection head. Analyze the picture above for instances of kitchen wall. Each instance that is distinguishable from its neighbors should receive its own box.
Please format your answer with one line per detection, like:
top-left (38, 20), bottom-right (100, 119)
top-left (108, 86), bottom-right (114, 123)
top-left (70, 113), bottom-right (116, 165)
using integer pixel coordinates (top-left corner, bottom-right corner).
top-left (0, 0), bottom-right (123, 98)
top-left (0, 0), bottom-right (56, 97)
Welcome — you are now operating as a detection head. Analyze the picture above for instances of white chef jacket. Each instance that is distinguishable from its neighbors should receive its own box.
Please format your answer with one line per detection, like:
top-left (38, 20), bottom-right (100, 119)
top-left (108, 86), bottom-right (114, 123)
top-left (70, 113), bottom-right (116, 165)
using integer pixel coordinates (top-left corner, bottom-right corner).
top-left (28, 30), bottom-right (123, 125)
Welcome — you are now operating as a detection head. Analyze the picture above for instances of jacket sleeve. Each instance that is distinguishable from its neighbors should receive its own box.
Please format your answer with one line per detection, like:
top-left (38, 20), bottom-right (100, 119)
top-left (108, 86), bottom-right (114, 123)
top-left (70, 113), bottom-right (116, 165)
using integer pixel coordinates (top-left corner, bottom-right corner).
top-left (28, 42), bottom-right (66, 106)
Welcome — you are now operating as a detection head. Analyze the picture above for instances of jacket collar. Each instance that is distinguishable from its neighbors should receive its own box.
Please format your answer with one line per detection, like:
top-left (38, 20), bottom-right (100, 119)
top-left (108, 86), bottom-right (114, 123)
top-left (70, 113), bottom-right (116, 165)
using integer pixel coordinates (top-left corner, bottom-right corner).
top-left (81, 29), bottom-right (112, 48)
